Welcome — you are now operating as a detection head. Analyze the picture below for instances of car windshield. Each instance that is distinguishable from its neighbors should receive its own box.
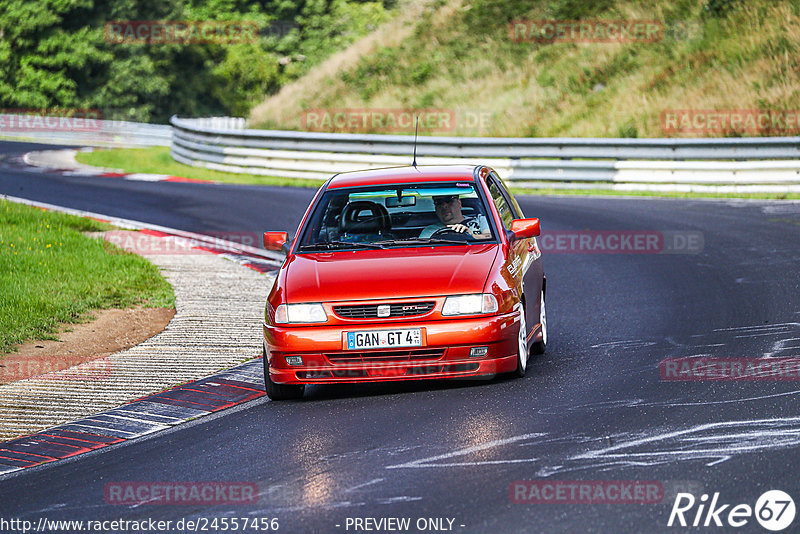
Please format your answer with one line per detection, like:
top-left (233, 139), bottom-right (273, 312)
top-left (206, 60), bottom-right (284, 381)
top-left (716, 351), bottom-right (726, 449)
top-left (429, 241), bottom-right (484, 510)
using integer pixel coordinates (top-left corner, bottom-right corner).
top-left (296, 182), bottom-right (498, 251)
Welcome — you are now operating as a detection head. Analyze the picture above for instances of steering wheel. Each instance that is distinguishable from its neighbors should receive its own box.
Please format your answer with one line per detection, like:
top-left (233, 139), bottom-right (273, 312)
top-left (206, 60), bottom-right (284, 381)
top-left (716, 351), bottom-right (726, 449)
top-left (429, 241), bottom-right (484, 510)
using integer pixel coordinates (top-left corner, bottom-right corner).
top-left (430, 227), bottom-right (472, 241)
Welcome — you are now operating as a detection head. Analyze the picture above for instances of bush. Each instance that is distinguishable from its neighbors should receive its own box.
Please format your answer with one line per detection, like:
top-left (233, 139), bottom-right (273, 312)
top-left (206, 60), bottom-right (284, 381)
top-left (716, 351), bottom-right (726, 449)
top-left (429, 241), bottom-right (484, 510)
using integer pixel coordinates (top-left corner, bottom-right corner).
top-left (0, 0), bottom-right (391, 122)
top-left (702, 0), bottom-right (744, 18)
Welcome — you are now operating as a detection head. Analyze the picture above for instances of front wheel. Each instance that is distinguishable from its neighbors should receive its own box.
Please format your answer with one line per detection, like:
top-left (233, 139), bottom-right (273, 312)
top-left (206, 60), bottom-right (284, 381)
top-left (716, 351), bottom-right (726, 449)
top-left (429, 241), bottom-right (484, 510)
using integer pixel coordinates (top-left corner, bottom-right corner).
top-left (263, 347), bottom-right (305, 400)
top-left (531, 290), bottom-right (547, 355)
top-left (512, 306), bottom-right (528, 378)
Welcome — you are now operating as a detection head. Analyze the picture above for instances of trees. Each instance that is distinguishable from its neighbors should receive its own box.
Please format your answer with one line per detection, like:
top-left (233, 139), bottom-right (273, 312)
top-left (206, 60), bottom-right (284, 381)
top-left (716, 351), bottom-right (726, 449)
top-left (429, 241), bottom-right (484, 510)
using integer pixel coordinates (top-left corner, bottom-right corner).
top-left (0, 0), bottom-right (389, 122)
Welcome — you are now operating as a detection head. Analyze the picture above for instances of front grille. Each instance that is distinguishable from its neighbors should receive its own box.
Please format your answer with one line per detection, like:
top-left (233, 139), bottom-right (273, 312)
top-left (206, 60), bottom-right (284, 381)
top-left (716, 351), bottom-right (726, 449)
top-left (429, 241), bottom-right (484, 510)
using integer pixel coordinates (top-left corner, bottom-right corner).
top-left (326, 348), bottom-right (445, 365)
top-left (333, 301), bottom-right (435, 319)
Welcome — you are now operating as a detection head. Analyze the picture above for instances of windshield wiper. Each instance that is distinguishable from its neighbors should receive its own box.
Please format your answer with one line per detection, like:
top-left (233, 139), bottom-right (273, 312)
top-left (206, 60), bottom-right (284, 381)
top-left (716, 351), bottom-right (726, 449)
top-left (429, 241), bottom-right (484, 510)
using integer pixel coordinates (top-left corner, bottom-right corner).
top-left (374, 237), bottom-right (470, 246)
top-left (298, 240), bottom-right (386, 251)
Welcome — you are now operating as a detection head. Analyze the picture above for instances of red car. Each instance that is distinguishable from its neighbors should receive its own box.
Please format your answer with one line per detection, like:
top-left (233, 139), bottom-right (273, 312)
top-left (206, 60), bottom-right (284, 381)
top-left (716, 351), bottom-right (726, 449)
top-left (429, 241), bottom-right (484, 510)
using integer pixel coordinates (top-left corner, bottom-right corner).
top-left (262, 165), bottom-right (546, 400)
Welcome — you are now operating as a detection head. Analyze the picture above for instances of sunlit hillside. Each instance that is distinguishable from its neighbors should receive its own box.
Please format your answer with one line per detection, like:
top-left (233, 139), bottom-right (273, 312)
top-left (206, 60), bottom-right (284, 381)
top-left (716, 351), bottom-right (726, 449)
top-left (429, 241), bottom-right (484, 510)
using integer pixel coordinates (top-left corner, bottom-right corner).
top-left (251, 0), bottom-right (800, 137)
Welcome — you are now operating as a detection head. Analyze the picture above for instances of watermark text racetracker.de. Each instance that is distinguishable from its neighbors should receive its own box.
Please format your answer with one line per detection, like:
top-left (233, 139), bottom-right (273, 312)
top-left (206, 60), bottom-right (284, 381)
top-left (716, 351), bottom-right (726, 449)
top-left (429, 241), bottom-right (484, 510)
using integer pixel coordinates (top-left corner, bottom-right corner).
top-left (662, 109), bottom-right (800, 135)
top-left (104, 481), bottom-right (258, 506)
top-left (102, 230), bottom-right (260, 255)
top-left (0, 109), bottom-right (102, 133)
top-left (508, 20), bottom-right (701, 44)
top-left (0, 516), bottom-right (279, 533)
top-left (537, 230), bottom-right (703, 254)
top-left (0, 356), bottom-right (111, 383)
top-left (509, 20), bottom-right (663, 43)
top-left (299, 108), bottom-right (493, 134)
top-left (510, 480), bottom-right (663, 504)
top-left (301, 109), bottom-right (453, 133)
top-left (660, 357), bottom-right (800, 381)
top-left (104, 20), bottom-right (259, 45)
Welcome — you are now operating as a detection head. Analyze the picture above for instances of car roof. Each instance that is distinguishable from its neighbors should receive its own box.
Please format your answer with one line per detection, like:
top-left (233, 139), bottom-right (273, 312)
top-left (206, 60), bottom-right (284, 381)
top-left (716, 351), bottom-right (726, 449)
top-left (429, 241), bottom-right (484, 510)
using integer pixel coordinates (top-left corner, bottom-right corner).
top-left (326, 165), bottom-right (481, 189)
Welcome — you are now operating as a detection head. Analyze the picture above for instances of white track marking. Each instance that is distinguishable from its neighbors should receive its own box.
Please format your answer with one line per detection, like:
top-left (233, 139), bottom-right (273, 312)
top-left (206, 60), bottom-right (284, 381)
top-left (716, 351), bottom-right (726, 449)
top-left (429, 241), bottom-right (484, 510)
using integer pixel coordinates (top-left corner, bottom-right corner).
top-left (385, 433), bottom-right (545, 469)
top-left (346, 478), bottom-right (385, 493)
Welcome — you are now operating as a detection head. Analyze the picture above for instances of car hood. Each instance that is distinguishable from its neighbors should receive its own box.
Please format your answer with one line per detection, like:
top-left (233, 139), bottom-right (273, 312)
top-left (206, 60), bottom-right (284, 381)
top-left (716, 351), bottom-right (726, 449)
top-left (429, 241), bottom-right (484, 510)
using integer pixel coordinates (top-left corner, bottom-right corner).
top-left (285, 244), bottom-right (499, 302)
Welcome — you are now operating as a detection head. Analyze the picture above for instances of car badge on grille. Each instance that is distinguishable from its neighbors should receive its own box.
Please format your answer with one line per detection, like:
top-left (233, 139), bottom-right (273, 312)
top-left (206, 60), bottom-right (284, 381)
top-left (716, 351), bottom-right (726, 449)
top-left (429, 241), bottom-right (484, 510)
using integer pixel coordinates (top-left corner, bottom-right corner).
top-left (377, 305), bottom-right (391, 317)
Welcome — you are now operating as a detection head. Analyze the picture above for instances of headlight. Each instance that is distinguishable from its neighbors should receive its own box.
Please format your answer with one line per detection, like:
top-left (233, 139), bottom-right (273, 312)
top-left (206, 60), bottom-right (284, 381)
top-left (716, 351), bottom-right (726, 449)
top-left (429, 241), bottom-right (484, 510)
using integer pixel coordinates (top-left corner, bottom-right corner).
top-left (274, 303), bottom-right (328, 324)
top-left (442, 294), bottom-right (498, 316)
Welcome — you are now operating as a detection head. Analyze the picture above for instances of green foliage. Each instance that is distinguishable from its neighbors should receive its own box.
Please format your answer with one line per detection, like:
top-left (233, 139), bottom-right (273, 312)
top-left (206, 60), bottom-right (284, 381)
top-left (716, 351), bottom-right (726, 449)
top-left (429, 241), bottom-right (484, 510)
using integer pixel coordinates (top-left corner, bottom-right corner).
top-left (410, 61), bottom-right (434, 85)
top-left (0, 0), bottom-right (391, 122)
top-left (342, 46), bottom-right (399, 100)
top-left (295, 0), bottom-right (387, 70)
top-left (211, 44), bottom-right (281, 117)
top-left (462, 0), bottom-right (617, 30)
top-left (702, 0), bottom-right (743, 18)
top-left (617, 120), bottom-right (638, 138)
top-left (546, 0), bottom-right (617, 19)
top-left (536, 70), bottom-right (556, 88)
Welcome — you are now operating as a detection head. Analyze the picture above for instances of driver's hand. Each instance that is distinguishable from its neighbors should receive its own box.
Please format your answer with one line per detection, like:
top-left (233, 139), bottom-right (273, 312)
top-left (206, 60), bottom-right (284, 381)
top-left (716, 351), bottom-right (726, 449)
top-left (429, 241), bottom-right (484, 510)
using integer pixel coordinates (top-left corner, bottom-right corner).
top-left (448, 224), bottom-right (469, 233)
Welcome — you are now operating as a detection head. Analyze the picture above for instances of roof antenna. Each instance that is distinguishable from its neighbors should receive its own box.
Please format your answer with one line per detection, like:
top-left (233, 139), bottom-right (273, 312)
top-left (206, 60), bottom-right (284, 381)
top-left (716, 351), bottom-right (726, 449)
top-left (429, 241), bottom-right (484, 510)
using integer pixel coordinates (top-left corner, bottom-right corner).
top-left (412, 115), bottom-right (419, 168)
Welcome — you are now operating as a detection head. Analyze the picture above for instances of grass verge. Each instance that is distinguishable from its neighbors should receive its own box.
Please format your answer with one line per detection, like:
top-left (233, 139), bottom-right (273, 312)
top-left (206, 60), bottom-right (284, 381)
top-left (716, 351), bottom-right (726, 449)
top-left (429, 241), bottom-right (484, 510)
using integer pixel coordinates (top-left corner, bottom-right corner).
top-left (0, 200), bottom-right (175, 354)
top-left (75, 147), bottom-right (324, 188)
top-left (76, 146), bottom-right (799, 200)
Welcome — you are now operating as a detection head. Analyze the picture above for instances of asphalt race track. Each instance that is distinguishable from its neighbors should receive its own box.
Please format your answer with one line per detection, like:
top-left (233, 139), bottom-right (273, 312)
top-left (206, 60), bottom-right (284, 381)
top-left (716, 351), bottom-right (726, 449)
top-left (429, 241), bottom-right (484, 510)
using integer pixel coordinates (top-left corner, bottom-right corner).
top-left (2, 141), bottom-right (800, 533)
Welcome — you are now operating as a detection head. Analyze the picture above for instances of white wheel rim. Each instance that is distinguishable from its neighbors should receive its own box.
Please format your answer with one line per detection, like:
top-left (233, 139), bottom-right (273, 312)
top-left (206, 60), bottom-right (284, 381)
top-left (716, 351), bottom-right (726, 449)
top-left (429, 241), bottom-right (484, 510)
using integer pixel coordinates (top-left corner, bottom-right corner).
top-left (518, 306), bottom-right (527, 372)
top-left (539, 292), bottom-right (547, 345)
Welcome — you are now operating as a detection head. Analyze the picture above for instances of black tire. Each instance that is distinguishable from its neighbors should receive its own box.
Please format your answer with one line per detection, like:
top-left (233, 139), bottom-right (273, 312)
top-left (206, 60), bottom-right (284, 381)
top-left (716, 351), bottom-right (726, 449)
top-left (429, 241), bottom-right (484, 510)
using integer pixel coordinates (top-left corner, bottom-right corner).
top-left (512, 305), bottom-right (528, 378)
top-left (263, 347), bottom-right (305, 400)
top-left (531, 290), bottom-right (547, 355)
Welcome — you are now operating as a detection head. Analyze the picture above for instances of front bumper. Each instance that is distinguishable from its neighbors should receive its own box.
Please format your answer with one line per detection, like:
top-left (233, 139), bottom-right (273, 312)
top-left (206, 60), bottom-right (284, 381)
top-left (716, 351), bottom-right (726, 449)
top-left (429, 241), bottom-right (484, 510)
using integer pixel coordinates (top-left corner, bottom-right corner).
top-left (264, 311), bottom-right (521, 384)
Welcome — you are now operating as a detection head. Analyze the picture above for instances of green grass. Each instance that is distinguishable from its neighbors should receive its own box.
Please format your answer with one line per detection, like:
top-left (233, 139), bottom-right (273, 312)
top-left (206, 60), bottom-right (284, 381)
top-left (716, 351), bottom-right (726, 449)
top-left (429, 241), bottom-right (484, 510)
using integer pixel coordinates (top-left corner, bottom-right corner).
top-left (0, 200), bottom-right (175, 354)
top-left (75, 147), bottom-right (323, 188)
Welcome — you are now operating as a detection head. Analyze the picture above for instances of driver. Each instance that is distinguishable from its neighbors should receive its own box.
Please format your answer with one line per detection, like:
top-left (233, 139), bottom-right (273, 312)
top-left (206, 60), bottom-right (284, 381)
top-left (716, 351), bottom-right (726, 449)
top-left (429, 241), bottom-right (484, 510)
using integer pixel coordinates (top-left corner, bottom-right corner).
top-left (420, 194), bottom-right (491, 239)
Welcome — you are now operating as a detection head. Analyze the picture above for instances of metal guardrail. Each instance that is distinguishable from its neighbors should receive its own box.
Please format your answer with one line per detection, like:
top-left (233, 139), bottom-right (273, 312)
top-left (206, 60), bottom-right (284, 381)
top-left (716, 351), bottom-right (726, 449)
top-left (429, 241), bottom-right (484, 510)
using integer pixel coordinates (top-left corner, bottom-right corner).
top-left (170, 116), bottom-right (800, 192)
top-left (10, 113), bottom-right (796, 191)
top-left (171, 116), bottom-right (800, 160)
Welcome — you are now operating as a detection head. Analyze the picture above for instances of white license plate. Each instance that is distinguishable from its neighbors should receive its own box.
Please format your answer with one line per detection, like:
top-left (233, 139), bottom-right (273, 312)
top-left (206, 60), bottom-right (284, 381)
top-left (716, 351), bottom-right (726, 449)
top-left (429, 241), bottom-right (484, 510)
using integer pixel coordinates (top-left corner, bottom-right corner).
top-left (346, 329), bottom-right (422, 350)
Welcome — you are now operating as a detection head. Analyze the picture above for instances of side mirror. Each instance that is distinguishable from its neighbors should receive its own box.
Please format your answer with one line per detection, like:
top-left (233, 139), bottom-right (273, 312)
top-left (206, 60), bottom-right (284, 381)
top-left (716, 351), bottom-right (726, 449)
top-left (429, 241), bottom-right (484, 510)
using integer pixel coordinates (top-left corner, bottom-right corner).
top-left (263, 231), bottom-right (289, 252)
top-left (510, 218), bottom-right (540, 241)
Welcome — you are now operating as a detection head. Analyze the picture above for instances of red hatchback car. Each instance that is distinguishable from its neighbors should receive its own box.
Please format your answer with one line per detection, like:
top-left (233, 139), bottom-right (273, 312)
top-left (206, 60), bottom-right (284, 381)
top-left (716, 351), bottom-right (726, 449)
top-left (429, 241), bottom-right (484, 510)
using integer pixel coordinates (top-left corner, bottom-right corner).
top-left (262, 165), bottom-right (546, 400)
